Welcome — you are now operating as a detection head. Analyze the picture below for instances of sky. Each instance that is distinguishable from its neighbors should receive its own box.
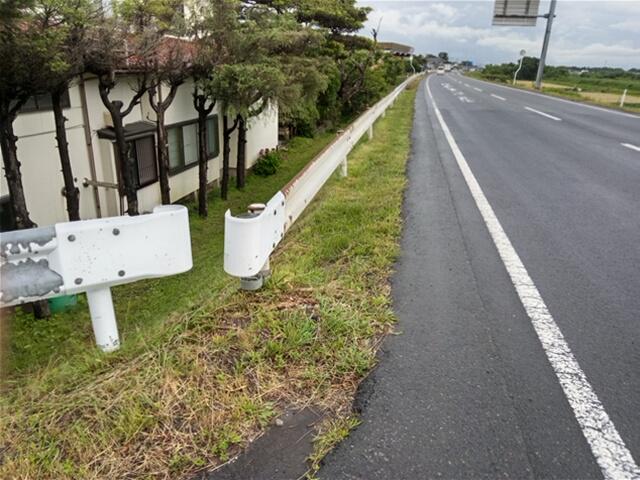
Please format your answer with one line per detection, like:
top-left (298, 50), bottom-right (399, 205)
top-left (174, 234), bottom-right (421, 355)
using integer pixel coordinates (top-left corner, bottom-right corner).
top-left (357, 1), bottom-right (640, 69)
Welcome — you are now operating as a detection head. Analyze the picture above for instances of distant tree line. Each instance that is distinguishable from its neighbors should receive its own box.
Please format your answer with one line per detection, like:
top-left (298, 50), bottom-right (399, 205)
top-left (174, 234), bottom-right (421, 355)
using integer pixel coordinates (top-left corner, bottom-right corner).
top-left (478, 57), bottom-right (640, 84)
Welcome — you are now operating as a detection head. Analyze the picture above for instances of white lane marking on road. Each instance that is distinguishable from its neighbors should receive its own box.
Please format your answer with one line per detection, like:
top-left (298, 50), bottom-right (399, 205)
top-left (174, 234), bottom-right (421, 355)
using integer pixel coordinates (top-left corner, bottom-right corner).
top-left (524, 106), bottom-right (562, 121)
top-left (425, 76), bottom-right (640, 480)
top-left (464, 83), bottom-right (470, 87)
top-left (491, 94), bottom-right (506, 101)
top-left (621, 143), bottom-right (640, 152)
top-left (469, 77), bottom-right (639, 120)
top-left (474, 87), bottom-right (483, 92)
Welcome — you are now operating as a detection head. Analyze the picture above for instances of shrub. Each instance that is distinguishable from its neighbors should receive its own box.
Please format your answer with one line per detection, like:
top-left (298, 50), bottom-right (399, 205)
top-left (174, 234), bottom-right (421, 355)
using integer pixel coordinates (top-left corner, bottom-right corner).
top-left (253, 149), bottom-right (282, 176)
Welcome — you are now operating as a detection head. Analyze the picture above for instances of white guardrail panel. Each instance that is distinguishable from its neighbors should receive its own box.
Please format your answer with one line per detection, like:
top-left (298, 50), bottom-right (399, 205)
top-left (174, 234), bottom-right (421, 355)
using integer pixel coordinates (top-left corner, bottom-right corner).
top-left (283, 78), bottom-right (412, 230)
top-left (1, 205), bottom-right (193, 351)
top-left (224, 75), bottom-right (417, 279)
top-left (223, 192), bottom-right (286, 278)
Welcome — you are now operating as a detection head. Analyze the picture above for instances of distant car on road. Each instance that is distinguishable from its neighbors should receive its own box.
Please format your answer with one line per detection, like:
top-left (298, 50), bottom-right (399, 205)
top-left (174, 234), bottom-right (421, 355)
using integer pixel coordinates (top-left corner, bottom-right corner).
top-left (437, 66), bottom-right (445, 75)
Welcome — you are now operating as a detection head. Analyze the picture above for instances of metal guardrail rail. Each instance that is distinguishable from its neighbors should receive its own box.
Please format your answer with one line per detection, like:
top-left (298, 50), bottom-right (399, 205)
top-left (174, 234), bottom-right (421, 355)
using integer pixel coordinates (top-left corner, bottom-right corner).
top-left (224, 75), bottom-right (419, 288)
top-left (0, 205), bottom-right (193, 351)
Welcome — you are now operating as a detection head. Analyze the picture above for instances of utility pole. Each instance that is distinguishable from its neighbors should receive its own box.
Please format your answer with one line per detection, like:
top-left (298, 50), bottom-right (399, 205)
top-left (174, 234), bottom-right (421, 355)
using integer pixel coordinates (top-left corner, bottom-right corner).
top-left (534, 0), bottom-right (557, 90)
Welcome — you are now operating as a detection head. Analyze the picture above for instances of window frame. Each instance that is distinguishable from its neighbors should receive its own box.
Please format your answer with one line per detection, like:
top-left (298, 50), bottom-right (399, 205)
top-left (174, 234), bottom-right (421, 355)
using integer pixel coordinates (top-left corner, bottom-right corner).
top-left (167, 115), bottom-right (220, 176)
top-left (20, 89), bottom-right (71, 113)
top-left (115, 135), bottom-right (158, 190)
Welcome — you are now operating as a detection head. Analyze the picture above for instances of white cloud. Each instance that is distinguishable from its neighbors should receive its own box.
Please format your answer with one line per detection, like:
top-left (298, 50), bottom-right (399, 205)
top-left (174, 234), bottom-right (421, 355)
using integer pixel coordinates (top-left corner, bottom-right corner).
top-left (611, 19), bottom-right (640, 32)
top-left (551, 43), bottom-right (640, 66)
top-left (358, 0), bottom-right (640, 68)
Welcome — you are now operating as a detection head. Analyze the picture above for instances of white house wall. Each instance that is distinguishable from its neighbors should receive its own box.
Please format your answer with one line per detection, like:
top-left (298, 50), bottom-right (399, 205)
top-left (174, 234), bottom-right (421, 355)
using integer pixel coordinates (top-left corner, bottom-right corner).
top-left (1, 76), bottom-right (278, 227)
top-left (0, 84), bottom-right (97, 226)
top-left (246, 105), bottom-right (278, 169)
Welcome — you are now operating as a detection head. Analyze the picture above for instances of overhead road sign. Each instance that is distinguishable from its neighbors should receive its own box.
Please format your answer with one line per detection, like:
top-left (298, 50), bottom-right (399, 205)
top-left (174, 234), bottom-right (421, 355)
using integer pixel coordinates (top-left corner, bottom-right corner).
top-left (492, 0), bottom-right (541, 26)
top-left (491, 0), bottom-right (557, 89)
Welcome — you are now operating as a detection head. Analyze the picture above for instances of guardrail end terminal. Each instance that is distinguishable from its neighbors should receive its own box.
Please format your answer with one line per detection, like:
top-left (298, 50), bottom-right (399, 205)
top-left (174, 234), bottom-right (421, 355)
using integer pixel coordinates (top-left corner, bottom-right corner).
top-left (239, 204), bottom-right (272, 291)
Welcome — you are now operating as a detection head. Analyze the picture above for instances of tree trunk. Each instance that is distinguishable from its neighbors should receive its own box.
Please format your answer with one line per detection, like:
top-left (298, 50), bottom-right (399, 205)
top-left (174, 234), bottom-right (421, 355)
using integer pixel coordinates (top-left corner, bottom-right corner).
top-left (221, 114), bottom-right (237, 201)
top-left (193, 91), bottom-right (215, 217)
top-left (32, 299), bottom-right (51, 319)
top-left (112, 116), bottom-right (139, 216)
top-left (236, 115), bottom-right (247, 189)
top-left (221, 115), bottom-right (230, 200)
top-left (197, 107), bottom-right (209, 216)
top-left (97, 79), bottom-right (141, 216)
top-left (156, 107), bottom-right (171, 205)
top-left (1, 104), bottom-right (49, 318)
top-left (52, 87), bottom-right (80, 221)
top-left (0, 109), bottom-right (35, 230)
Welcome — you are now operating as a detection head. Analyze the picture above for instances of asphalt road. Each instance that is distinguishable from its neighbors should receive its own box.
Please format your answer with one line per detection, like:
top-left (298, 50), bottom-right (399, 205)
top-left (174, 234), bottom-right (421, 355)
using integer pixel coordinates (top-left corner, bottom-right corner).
top-left (318, 75), bottom-right (640, 479)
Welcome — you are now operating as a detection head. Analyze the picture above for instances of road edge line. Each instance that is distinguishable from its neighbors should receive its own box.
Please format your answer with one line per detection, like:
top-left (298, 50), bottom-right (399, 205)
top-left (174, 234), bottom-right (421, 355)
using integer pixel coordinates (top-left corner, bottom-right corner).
top-left (425, 75), bottom-right (640, 480)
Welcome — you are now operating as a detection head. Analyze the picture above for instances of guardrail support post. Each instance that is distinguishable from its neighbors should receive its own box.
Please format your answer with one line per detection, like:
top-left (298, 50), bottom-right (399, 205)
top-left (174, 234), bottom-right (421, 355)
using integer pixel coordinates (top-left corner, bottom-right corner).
top-left (381, 109), bottom-right (386, 118)
top-left (367, 125), bottom-right (374, 140)
top-left (340, 157), bottom-right (348, 177)
top-left (620, 89), bottom-right (627, 107)
top-left (86, 287), bottom-right (120, 352)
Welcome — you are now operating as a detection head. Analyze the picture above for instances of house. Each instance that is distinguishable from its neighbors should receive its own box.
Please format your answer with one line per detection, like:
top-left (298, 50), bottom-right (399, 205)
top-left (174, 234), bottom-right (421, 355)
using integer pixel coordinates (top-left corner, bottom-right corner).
top-left (378, 42), bottom-right (415, 58)
top-left (0, 74), bottom-right (278, 230)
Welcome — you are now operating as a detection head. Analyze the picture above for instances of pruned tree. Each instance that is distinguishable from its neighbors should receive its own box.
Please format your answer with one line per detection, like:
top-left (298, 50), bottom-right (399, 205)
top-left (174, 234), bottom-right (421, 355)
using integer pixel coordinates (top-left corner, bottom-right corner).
top-left (29, 0), bottom-right (103, 222)
top-left (189, 0), bottom-right (238, 207)
top-left (0, 1), bottom-right (52, 230)
top-left (209, 63), bottom-right (284, 190)
top-left (84, 9), bottom-right (156, 216)
top-left (0, 1), bottom-right (63, 316)
top-left (148, 36), bottom-right (193, 204)
top-left (119, 0), bottom-right (192, 205)
top-left (192, 88), bottom-right (215, 216)
top-left (208, 3), bottom-right (329, 191)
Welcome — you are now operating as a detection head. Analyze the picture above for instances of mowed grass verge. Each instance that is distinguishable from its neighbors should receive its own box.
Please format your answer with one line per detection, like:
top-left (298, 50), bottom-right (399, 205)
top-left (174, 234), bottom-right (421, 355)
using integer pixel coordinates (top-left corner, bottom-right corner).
top-left (0, 80), bottom-right (419, 478)
top-left (513, 79), bottom-right (640, 112)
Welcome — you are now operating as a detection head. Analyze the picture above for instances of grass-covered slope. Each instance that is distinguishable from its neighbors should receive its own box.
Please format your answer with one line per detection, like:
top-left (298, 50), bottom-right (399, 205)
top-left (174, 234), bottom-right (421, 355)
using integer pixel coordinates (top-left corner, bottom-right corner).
top-left (0, 79), bottom-right (419, 479)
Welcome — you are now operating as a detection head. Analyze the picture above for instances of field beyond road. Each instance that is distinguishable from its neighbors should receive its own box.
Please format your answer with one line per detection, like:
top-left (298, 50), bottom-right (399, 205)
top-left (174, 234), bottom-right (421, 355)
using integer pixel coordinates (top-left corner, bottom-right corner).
top-left (468, 72), bottom-right (640, 113)
top-left (0, 80), bottom-right (418, 478)
top-left (514, 79), bottom-right (640, 112)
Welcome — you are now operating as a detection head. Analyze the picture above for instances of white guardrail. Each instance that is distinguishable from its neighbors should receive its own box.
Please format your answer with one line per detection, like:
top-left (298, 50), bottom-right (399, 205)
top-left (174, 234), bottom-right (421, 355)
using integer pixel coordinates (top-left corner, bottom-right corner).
top-left (0, 205), bottom-right (192, 351)
top-left (224, 75), bottom-right (418, 288)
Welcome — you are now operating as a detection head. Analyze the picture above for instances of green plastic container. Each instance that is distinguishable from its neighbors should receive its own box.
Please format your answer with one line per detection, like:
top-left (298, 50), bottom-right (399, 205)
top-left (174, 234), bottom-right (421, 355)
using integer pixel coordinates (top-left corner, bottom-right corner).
top-left (48, 294), bottom-right (78, 313)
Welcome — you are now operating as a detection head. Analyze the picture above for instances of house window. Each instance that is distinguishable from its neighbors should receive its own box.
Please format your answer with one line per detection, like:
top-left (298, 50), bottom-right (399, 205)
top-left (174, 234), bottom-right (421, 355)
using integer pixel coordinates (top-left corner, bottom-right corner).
top-left (20, 90), bottom-right (71, 113)
top-left (127, 136), bottom-right (158, 188)
top-left (168, 115), bottom-right (219, 174)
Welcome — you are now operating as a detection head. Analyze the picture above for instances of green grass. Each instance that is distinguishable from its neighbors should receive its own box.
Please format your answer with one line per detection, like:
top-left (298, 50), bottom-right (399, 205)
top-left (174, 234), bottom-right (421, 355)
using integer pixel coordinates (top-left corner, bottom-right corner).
top-left (543, 75), bottom-right (640, 96)
top-left (467, 71), bottom-right (640, 113)
top-left (0, 79), bottom-right (418, 478)
top-left (6, 132), bottom-right (336, 378)
top-left (307, 415), bottom-right (360, 478)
